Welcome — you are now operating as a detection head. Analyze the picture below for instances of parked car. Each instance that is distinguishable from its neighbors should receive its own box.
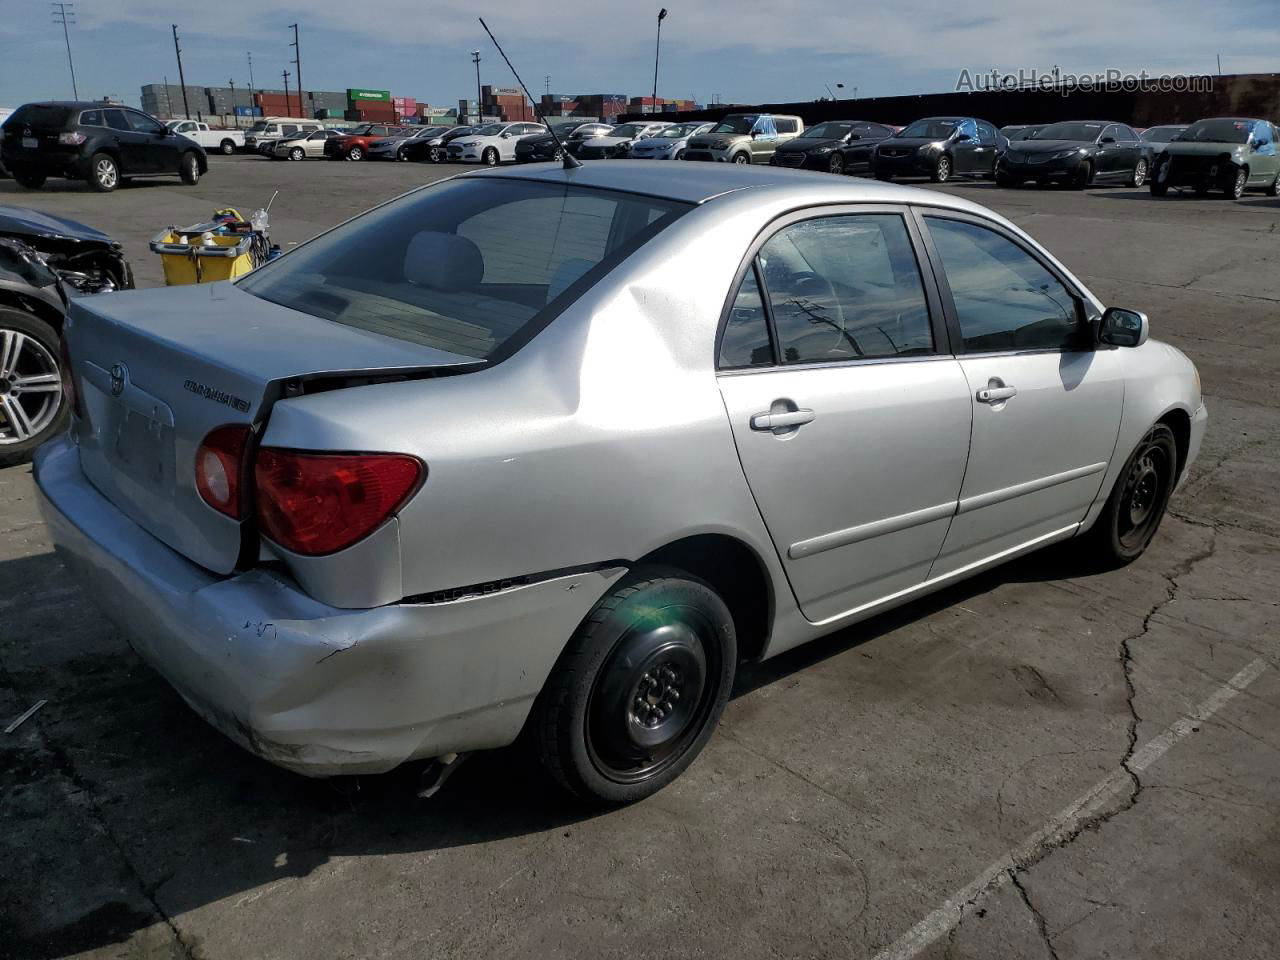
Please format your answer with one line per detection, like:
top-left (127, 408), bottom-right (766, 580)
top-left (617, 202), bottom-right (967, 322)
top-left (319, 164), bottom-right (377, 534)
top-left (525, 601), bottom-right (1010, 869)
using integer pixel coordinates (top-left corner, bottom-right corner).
top-left (446, 122), bottom-right (548, 165)
top-left (996, 120), bottom-right (1151, 188)
top-left (40, 164), bottom-right (1205, 804)
top-left (324, 123), bottom-right (407, 161)
top-left (1150, 117), bottom-right (1280, 198)
top-left (1, 101), bottom-right (207, 192)
top-left (1139, 125), bottom-right (1189, 169)
top-left (402, 125), bottom-right (475, 163)
top-left (367, 126), bottom-right (450, 161)
top-left (624, 122), bottom-right (715, 161)
top-left (243, 118), bottom-right (322, 153)
top-left (0, 205), bottom-right (131, 464)
top-left (684, 114), bottom-right (805, 163)
top-left (873, 116), bottom-right (1005, 183)
top-left (165, 120), bottom-right (244, 156)
top-left (515, 123), bottom-right (616, 163)
top-left (1000, 124), bottom-right (1045, 142)
top-left (769, 120), bottom-right (895, 174)
top-left (272, 128), bottom-right (345, 161)
top-left (571, 121), bottom-right (670, 160)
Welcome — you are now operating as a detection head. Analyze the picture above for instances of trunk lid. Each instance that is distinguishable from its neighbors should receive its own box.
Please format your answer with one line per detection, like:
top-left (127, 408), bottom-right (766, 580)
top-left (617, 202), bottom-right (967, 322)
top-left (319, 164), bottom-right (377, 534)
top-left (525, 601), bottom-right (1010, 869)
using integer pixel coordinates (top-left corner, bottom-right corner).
top-left (67, 281), bottom-right (476, 574)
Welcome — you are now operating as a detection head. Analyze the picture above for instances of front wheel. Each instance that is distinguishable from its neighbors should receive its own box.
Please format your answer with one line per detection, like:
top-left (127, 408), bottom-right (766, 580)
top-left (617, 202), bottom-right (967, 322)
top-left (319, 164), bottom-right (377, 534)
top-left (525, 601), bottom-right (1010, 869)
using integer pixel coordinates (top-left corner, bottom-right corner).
top-left (347, 146), bottom-right (364, 161)
top-left (995, 171), bottom-right (1017, 188)
top-left (874, 170), bottom-right (893, 182)
top-left (13, 169), bottom-right (46, 189)
top-left (533, 568), bottom-right (737, 805)
top-left (1129, 157), bottom-right (1149, 188)
top-left (1070, 160), bottom-right (1093, 189)
top-left (0, 309), bottom-right (68, 467)
top-left (1149, 180), bottom-right (1169, 197)
top-left (179, 151), bottom-right (201, 184)
top-left (930, 155), bottom-right (952, 183)
top-left (1225, 167), bottom-right (1246, 199)
top-left (731, 152), bottom-right (750, 165)
top-left (482, 147), bottom-right (499, 166)
top-left (289, 147), bottom-right (304, 161)
top-left (1083, 423), bottom-right (1178, 566)
top-left (827, 153), bottom-right (845, 175)
top-left (674, 149), bottom-right (686, 161)
top-left (430, 146), bottom-right (444, 163)
top-left (87, 152), bottom-right (119, 192)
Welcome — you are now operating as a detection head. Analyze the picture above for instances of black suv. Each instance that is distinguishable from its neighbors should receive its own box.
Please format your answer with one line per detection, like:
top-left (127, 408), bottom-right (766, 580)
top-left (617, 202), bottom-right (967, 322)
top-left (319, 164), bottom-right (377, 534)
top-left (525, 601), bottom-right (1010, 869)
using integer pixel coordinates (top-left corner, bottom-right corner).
top-left (1, 101), bottom-right (208, 193)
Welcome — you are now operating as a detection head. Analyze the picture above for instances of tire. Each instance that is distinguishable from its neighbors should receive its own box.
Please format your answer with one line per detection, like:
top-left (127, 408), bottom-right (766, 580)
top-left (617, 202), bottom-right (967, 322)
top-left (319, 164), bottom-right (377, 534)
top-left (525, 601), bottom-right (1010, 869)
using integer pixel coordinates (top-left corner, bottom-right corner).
top-left (930, 155), bottom-right (952, 183)
top-left (1070, 160), bottom-right (1093, 189)
top-left (179, 151), bottom-right (200, 185)
top-left (289, 147), bottom-right (304, 161)
top-left (1149, 180), bottom-right (1168, 197)
top-left (995, 171), bottom-right (1017, 188)
top-left (13, 169), bottom-right (46, 189)
top-left (347, 146), bottom-right (364, 161)
top-left (1268, 171), bottom-right (1280, 197)
top-left (1083, 423), bottom-right (1178, 566)
top-left (675, 149), bottom-right (686, 161)
top-left (87, 152), bottom-right (119, 192)
top-left (396, 147), bottom-right (407, 161)
top-left (1226, 167), bottom-right (1246, 199)
top-left (219, 139), bottom-right (235, 155)
top-left (874, 171), bottom-right (893, 182)
top-left (430, 147), bottom-right (444, 163)
top-left (1129, 157), bottom-right (1148, 188)
top-left (482, 147), bottom-right (499, 166)
top-left (731, 152), bottom-right (751, 165)
top-left (0, 309), bottom-right (68, 467)
top-left (533, 567), bottom-right (737, 805)
top-left (827, 153), bottom-right (845, 175)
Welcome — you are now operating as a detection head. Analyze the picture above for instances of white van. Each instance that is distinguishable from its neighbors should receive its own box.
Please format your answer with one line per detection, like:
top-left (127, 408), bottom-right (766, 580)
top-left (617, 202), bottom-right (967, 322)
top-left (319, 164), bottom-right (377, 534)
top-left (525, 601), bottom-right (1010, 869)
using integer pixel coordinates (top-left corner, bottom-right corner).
top-left (243, 117), bottom-right (322, 153)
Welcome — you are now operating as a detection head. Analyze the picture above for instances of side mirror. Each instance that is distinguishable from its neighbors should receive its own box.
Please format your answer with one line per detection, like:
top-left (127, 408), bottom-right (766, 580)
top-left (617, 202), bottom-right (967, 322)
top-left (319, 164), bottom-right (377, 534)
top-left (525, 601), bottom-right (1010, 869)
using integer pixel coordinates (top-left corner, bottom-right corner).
top-left (955, 132), bottom-right (972, 142)
top-left (500, 132), bottom-right (511, 139)
top-left (1100, 135), bottom-right (1116, 144)
top-left (749, 130), bottom-right (759, 139)
top-left (847, 133), bottom-right (862, 141)
top-left (1098, 307), bottom-right (1149, 348)
top-left (1253, 139), bottom-right (1269, 150)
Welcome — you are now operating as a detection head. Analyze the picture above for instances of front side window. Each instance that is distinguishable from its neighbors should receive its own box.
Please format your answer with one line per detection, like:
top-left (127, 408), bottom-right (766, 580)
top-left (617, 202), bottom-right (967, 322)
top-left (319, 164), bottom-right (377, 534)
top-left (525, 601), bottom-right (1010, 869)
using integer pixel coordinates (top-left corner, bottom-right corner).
top-left (126, 111), bottom-right (166, 135)
top-left (976, 121), bottom-right (996, 142)
top-left (925, 217), bottom-right (1086, 353)
top-left (239, 179), bottom-right (689, 361)
top-left (758, 214), bottom-right (933, 364)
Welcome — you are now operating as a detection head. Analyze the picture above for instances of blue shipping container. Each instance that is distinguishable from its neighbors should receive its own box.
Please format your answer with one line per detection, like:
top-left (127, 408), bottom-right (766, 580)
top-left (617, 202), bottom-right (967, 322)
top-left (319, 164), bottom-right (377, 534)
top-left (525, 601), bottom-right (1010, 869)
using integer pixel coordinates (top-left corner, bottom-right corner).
top-left (234, 106), bottom-right (262, 117)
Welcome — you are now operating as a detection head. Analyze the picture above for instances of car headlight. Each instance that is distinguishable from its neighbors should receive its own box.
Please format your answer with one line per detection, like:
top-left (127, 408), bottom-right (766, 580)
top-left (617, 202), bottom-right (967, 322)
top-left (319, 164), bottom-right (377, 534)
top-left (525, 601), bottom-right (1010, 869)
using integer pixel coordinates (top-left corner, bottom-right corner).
top-left (810, 146), bottom-right (833, 155)
top-left (923, 141), bottom-right (945, 153)
top-left (1051, 149), bottom-right (1081, 160)
top-left (711, 140), bottom-right (729, 150)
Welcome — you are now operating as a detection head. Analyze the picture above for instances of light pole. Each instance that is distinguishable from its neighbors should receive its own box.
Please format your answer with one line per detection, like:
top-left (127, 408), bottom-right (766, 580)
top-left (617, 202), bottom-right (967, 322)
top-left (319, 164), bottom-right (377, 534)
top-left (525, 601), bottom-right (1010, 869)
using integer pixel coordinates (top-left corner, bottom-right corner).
top-left (472, 50), bottom-right (482, 123)
top-left (51, 3), bottom-right (78, 100)
top-left (651, 8), bottom-right (668, 114)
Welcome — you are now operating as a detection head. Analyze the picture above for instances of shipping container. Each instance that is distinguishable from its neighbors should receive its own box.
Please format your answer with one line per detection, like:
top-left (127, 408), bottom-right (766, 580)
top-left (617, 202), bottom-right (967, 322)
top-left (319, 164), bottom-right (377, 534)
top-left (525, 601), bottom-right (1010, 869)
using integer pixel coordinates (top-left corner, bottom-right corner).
top-left (347, 88), bottom-right (391, 102)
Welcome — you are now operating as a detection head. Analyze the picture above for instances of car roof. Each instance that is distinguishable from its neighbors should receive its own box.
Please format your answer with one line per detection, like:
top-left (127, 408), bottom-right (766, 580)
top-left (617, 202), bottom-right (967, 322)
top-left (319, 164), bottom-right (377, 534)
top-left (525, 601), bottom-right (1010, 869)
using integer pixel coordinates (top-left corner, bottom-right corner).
top-left (460, 159), bottom-right (1001, 213)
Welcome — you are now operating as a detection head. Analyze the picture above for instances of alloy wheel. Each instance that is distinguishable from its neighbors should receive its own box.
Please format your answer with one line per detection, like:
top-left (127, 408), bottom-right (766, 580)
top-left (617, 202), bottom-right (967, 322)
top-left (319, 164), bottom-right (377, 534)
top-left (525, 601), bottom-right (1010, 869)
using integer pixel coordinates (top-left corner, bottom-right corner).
top-left (1132, 158), bottom-right (1148, 187)
top-left (95, 158), bottom-right (118, 189)
top-left (828, 154), bottom-right (845, 175)
top-left (935, 156), bottom-right (951, 182)
top-left (290, 148), bottom-right (304, 161)
top-left (1229, 169), bottom-right (1246, 199)
top-left (0, 329), bottom-right (62, 447)
top-left (348, 147), bottom-right (363, 161)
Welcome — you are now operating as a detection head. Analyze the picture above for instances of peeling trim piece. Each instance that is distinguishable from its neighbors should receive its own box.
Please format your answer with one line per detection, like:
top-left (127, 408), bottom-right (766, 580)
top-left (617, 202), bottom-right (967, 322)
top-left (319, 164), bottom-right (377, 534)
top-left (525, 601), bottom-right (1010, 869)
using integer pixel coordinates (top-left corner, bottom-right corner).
top-left (956, 462), bottom-right (1107, 515)
top-left (400, 561), bottom-right (628, 606)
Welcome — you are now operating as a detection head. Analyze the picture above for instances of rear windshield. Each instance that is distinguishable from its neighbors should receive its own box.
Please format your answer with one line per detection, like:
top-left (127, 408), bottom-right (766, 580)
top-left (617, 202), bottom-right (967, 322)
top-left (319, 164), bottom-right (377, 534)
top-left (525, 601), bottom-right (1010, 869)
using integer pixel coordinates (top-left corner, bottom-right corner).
top-left (7, 104), bottom-right (74, 129)
top-left (238, 179), bottom-right (690, 361)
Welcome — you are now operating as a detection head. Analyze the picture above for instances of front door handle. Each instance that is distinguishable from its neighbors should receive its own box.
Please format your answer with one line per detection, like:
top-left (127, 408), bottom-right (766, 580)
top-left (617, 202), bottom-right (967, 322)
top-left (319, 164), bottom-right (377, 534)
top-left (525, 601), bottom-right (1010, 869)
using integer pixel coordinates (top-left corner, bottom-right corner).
top-left (976, 381), bottom-right (1018, 403)
top-left (750, 408), bottom-right (815, 431)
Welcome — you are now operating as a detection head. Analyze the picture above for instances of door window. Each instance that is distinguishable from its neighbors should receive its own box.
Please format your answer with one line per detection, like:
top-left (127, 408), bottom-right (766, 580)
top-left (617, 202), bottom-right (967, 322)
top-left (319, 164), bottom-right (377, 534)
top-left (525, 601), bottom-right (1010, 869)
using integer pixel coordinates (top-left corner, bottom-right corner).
top-left (757, 214), bottom-right (933, 363)
top-left (126, 111), bottom-right (166, 135)
top-left (103, 109), bottom-right (132, 132)
top-left (79, 110), bottom-right (104, 127)
top-left (719, 265), bottom-right (774, 368)
top-left (925, 217), bottom-right (1088, 352)
top-left (957, 119), bottom-right (978, 139)
top-left (976, 121), bottom-right (996, 142)
top-left (775, 118), bottom-right (799, 134)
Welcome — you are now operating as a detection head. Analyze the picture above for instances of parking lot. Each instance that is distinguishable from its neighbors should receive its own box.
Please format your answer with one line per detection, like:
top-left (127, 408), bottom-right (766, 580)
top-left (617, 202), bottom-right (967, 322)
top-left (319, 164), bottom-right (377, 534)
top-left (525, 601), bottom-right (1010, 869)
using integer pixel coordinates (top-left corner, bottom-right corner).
top-left (2, 154), bottom-right (1278, 960)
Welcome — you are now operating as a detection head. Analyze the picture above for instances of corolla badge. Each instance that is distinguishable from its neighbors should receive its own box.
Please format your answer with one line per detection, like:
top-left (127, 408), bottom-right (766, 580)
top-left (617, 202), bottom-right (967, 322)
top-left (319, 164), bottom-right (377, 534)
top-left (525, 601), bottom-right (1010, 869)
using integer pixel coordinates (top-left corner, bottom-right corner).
top-left (109, 363), bottom-right (127, 397)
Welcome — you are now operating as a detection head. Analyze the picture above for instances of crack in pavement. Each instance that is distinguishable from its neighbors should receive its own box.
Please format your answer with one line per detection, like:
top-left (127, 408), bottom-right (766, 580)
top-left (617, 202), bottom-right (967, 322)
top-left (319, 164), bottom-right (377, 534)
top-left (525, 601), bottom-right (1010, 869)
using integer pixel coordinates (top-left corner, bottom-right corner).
top-left (1012, 871), bottom-right (1061, 960)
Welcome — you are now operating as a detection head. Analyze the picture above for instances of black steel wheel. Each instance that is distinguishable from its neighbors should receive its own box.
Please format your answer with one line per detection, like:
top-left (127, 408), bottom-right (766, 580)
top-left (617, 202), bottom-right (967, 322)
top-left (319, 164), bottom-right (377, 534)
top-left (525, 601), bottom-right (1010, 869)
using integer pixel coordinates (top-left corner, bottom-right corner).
top-left (534, 567), bottom-right (736, 804)
top-left (1085, 423), bottom-right (1178, 565)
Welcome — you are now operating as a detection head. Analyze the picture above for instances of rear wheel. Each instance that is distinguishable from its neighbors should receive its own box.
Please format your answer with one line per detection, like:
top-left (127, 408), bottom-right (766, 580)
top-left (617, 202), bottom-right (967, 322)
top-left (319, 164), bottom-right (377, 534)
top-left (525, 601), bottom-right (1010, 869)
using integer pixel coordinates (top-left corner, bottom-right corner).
top-left (219, 139), bottom-right (235, 155)
top-left (347, 146), bottom-right (364, 161)
top-left (87, 153), bottom-right (118, 192)
top-left (13, 168), bottom-right (46, 189)
top-left (0, 309), bottom-right (67, 468)
top-left (1083, 423), bottom-right (1177, 566)
top-left (1268, 171), bottom-right (1280, 196)
top-left (179, 151), bottom-right (200, 185)
top-left (482, 147), bottom-right (499, 166)
top-left (289, 147), bottom-right (305, 161)
top-left (534, 568), bottom-right (737, 805)
top-left (930, 155), bottom-right (952, 182)
top-left (1129, 157), bottom-right (1149, 188)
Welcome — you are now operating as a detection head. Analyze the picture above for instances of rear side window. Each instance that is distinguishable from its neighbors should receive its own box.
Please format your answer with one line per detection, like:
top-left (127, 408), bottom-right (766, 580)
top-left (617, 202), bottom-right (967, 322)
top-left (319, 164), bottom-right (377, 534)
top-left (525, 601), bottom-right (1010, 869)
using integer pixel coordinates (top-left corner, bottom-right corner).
top-left (758, 214), bottom-right (934, 363)
top-left (8, 104), bottom-right (74, 129)
top-left (925, 217), bottom-right (1086, 352)
top-left (775, 118), bottom-right (799, 134)
top-left (79, 110), bottom-right (104, 127)
top-left (239, 179), bottom-right (690, 361)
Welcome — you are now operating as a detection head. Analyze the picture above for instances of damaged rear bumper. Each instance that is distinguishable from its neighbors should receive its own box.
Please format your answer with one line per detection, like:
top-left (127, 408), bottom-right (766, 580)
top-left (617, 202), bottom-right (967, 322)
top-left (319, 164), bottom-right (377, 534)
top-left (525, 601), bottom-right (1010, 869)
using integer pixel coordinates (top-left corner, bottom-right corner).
top-left (35, 434), bottom-right (625, 777)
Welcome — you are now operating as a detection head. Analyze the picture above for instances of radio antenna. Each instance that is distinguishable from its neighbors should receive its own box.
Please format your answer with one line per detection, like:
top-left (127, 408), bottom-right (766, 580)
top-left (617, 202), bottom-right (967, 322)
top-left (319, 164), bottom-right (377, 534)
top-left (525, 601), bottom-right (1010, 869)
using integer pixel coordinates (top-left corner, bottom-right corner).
top-left (478, 16), bottom-right (582, 169)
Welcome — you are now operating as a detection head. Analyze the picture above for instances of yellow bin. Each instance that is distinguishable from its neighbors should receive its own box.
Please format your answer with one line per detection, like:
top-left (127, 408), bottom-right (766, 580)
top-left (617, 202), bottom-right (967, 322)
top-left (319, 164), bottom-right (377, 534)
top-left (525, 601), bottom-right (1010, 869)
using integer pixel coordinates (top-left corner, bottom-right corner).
top-left (149, 230), bottom-right (257, 285)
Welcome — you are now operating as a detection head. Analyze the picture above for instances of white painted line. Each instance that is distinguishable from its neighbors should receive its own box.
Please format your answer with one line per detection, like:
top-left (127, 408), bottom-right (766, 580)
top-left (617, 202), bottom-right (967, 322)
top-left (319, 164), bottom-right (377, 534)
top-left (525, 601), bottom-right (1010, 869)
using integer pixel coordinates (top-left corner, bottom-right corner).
top-left (5, 698), bottom-right (48, 734)
top-left (871, 657), bottom-right (1269, 960)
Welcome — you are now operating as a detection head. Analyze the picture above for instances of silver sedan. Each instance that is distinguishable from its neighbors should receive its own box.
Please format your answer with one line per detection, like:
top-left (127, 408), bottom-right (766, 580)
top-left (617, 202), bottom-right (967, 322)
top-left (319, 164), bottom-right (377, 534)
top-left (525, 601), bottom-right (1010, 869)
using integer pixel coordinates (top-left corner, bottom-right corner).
top-left (37, 163), bottom-right (1205, 804)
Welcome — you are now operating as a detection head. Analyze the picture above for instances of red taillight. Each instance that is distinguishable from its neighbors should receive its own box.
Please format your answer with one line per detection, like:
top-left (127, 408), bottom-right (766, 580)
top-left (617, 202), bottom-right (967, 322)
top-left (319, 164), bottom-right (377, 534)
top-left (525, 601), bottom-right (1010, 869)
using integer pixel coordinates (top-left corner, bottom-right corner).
top-left (58, 332), bottom-right (81, 419)
top-left (254, 448), bottom-right (423, 556)
top-left (195, 425), bottom-right (252, 519)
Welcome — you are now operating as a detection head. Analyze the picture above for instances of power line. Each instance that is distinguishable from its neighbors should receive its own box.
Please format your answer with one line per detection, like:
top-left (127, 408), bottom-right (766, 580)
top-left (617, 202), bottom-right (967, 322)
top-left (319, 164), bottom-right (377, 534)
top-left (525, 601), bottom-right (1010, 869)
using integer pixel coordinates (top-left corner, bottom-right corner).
top-left (51, 3), bottom-right (78, 100)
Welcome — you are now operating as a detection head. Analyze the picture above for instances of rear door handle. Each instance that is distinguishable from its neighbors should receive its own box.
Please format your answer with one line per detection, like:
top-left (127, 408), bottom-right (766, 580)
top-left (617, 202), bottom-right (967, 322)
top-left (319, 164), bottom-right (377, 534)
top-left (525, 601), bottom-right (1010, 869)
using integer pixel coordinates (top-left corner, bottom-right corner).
top-left (751, 409), bottom-right (815, 430)
top-left (977, 385), bottom-right (1017, 403)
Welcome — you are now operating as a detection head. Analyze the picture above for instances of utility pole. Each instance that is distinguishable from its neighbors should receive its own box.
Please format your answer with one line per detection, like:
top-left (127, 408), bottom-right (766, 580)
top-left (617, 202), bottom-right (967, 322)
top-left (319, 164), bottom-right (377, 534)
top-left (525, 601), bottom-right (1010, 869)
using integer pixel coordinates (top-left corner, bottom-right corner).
top-left (282, 69), bottom-right (291, 116)
top-left (247, 52), bottom-right (256, 118)
top-left (652, 8), bottom-right (668, 114)
top-left (472, 50), bottom-right (482, 123)
top-left (289, 23), bottom-right (303, 117)
top-left (544, 75), bottom-right (550, 96)
top-left (172, 24), bottom-right (190, 118)
top-left (51, 3), bottom-right (79, 100)
top-left (228, 78), bottom-right (237, 127)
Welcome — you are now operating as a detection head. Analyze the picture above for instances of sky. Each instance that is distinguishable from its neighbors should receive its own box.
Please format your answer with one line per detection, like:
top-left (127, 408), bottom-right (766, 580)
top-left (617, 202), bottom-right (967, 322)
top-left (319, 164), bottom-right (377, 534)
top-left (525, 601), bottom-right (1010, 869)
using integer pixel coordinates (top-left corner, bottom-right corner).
top-left (1, 0), bottom-right (1277, 112)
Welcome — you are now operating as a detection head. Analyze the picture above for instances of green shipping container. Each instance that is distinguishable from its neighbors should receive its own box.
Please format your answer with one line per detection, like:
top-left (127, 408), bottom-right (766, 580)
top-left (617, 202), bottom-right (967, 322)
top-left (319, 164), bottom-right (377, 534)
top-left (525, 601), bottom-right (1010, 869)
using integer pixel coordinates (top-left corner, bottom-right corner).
top-left (347, 88), bottom-right (390, 102)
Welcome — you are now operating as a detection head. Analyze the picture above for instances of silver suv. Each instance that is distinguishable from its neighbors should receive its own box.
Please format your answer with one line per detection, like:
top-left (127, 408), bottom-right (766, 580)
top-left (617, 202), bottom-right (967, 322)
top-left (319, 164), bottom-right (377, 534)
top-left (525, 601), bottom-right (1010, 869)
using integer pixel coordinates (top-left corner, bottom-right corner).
top-left (684, 114), bottom-right (805, 163)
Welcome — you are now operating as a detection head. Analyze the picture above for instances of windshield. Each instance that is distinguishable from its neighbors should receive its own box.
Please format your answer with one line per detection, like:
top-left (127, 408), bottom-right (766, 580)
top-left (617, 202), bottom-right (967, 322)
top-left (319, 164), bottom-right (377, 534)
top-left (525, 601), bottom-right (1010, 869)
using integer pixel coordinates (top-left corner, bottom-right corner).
top-left (1005, 126), bottom-right (1043, 141)
top-left (473, 123), bottom-right (507, 136)
top-left (712, 116), bottom-right (758, 134)
top-left (655, 124), bottom-right (696, 137)
top-left (246, 121), bottom-right (268, 133)
top-left (899, 118), bottom-right (959, 139)
top-left (606, 124), bottom-right (646, 138)
top-left (801, 122), bottom-right (855, 139)
top-left (7, 104), bottom-right (74, 129)
top-left (239, 180), bottom-right (690, 361)
top-left (1034, 122), bottom-right (1105, 141)
top-left (1141, 126), bottom-right (1186, 141)
top-left (1176, 119), bottom-right (1253, 143)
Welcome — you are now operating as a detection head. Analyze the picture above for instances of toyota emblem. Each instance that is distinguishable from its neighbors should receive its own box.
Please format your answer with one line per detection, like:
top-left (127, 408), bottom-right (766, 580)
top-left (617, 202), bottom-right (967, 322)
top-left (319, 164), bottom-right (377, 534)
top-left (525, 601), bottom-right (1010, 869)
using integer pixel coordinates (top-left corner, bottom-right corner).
top-left (109, 363), bottom-right (127, 397)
